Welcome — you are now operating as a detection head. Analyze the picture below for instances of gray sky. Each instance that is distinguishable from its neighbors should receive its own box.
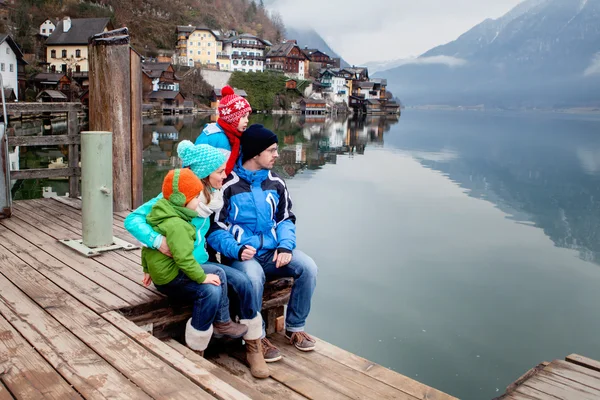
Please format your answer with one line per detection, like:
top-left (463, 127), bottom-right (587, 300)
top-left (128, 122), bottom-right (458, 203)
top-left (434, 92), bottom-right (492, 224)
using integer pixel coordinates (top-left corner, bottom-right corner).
top-left (270, 0), bottom-right (523, 64)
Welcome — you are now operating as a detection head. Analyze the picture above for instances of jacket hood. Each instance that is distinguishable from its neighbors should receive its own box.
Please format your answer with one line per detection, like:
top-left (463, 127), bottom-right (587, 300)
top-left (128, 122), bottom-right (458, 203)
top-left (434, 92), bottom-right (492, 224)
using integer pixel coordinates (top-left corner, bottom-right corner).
top-left (146, 198), bottom-right (198, 226)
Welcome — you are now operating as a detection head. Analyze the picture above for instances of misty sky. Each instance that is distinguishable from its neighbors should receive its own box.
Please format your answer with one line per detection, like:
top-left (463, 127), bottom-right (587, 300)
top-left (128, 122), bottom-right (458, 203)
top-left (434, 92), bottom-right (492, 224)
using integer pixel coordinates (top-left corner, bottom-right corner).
top-left (269, 0), bottom-right (523, 64)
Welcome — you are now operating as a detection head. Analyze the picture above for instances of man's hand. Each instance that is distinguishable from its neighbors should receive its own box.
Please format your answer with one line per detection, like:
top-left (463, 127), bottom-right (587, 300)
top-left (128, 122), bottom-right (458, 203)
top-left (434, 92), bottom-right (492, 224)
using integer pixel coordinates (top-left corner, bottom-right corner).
top-left (203, 273), bottom-right (221, 286)
top-left (241, 246), bottom-right (257, 261)
top-left (273, 250), bottom-right (292, 268)
top-left (158, 237), bottom-right (172, 257)
top-left (142, 273), bottom-right (152, 287)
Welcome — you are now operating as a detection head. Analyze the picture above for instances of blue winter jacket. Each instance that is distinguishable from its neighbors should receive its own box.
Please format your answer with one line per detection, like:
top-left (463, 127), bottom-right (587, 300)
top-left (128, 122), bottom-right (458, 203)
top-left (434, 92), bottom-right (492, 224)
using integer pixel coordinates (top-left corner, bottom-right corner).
top-left (207, 160), bottom-right (297, 260)
top-left (124, 194), bottom-right (213, 265)
top-left (195, 122), bottom-right (231, 152)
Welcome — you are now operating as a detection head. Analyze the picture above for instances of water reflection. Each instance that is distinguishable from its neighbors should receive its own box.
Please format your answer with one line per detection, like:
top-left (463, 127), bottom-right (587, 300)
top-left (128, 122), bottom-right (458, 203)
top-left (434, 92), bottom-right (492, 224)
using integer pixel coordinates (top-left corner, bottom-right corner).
top-left (384, 110), bottom-right (600, 267)
top-left (141, 114), bottom-right (399, 198)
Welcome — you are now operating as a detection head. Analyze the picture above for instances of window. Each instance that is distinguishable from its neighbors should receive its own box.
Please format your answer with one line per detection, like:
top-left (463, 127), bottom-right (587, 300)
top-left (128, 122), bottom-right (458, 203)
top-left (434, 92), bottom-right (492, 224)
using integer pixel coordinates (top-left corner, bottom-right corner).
top-left (62, 49), bottom-right (67, 58)
top-left (233, 60), bottom-right (238, 65)
top-left (61, 64), bottom-right (67, 73)
top-left (249, 61), bottom-right (254, 66)
top-left (75, 65), bottom-right (81, 72)
top-left (51, 65), bottom-right (56, 72)
top-left (197, 51), bottom-right (201, 55)
top-left (208, 51), bottom-right (210, 55)
top-left (0, 63), bottom-right (3, 71)
top-left (9, 64), bottom-right (13, 72)
top-left (75, 49), bottom-right (81, 57)
top-left (189, 42), bottom-right (193, 46)
top-left (5, 48), bottom-right (8, 54)
top-left (208, 42), bottom-right (211, 47)
top-left (42, 28), bottom-right (46, 33)
top-left (49, 29), bottom-right (53, 33)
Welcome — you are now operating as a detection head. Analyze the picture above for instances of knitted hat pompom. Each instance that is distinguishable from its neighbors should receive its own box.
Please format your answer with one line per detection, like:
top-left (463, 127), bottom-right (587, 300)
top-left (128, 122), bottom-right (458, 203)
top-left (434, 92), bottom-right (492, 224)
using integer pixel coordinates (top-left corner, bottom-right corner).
top-left (221, 85), bottom-right (235, 97)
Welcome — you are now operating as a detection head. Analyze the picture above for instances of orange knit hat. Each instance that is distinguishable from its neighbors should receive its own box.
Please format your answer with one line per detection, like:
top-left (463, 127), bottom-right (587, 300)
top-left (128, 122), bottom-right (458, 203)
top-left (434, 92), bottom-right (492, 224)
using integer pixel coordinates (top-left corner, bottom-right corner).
top-left (162, 169), bottom-right (203, 206)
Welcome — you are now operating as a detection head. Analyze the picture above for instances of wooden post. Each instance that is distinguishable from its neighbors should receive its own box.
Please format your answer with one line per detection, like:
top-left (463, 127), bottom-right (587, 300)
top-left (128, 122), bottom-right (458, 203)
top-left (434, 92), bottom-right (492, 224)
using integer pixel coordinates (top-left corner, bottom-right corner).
top-left (129, 48), bottom-right (143, 209)
top-left (88, 28), bottom-right (132, 212)
top-left (67, 105), bottom-right (80, 198)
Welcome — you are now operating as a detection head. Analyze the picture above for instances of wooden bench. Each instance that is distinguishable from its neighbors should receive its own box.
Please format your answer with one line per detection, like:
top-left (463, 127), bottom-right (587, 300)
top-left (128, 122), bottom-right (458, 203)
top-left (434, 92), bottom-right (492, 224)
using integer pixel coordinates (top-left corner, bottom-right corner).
top-left (123, 278), bottom-right (293, 339)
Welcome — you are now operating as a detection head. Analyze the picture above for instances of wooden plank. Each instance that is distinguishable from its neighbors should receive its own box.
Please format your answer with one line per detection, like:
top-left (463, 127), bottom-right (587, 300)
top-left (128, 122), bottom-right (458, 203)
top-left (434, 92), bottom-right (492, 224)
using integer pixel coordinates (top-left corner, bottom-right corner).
top-left (0, 226), bottom-right (128, 313)
top-left (103, 311), bottom-right (251, 400)
top-left (0, 381), bottom-right (15, 400)
top-left (269, 333), bottom-right (414, 400)
top-left (514, 385), bottom-right (562, 399)
top-left (545, 360), bottom-right (600, 390)
top-left (0, 314), bottom-right (82, 400)
top-left (0, 252), bottom-right (216, 400)
top-left (68, 109), bottom-right (80, 198)
top-left (50, 196), bottom-right (82, 209)
top-left (168, 339), bottom-right (307, 400)
top-left (503, 393), bottom-right (542, 400)
top-left (8, 135), bottom-right (80, 146)
top-left (0, 215), bottom-right (156, 305)
top-left (309, 335), bottom-right (457, 400)
top-left (567, 354), bottom-right (600, 374)
top-left (0, 274), bottom-right (152, 399)
top-left (529, 371), bottom-right (600, 398)
top-left (10, 167), bottom-right (79, 180)
top-left (7, 102), bottom-right (81, 113)
top-left (89, 33), bottom-right (132, 212)
top-left (522, 377), bottom-right (592, 399)
top-left (130, 48), bottom-right (143, 210)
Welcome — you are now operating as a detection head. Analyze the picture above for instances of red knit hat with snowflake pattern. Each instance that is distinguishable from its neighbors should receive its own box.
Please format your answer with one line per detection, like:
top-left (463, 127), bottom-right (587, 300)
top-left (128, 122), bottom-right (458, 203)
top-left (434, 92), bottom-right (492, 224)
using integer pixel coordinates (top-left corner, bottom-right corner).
top-left (218, 85), bottom-right (252, 126)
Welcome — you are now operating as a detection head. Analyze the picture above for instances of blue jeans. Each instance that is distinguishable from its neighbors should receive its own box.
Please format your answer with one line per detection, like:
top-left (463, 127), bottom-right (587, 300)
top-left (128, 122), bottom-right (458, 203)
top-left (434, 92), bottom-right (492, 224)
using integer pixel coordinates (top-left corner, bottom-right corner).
top-left (154, 262), bottom-right (256, 331)
top-left (230, 249), bottom-right (318, 336)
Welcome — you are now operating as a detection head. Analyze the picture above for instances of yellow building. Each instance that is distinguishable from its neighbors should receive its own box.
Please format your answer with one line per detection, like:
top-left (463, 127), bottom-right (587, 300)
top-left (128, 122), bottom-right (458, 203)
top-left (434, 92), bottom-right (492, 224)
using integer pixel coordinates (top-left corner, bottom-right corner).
top-left (46, 17), bottom-right (112, 73)
top-left (176, 25), bottom-right (223, 68)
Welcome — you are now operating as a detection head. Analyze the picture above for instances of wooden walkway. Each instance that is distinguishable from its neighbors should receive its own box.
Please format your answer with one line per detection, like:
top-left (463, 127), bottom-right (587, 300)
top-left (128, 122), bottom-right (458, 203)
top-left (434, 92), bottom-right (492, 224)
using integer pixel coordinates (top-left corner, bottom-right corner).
top-left (497, 355), bottom-right (600, 400)
top-left (0, 197), bottom-right (456, 400)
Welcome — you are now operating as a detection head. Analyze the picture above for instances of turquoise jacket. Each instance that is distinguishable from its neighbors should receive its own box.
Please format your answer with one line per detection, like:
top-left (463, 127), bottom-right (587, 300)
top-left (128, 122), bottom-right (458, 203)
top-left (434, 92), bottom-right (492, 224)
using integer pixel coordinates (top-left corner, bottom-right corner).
top-left (125, 193), bottom-right (212, 264)
top-left (195, 122), bottom-right (231, 151)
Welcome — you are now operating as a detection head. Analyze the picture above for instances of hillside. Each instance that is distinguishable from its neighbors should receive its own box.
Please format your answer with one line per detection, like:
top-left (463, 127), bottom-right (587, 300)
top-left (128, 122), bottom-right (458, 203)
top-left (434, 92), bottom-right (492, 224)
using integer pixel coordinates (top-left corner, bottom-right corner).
top-left (378, 0), bottom-right (600, 109)
top-left (10, 0), bottom-right (285, 55)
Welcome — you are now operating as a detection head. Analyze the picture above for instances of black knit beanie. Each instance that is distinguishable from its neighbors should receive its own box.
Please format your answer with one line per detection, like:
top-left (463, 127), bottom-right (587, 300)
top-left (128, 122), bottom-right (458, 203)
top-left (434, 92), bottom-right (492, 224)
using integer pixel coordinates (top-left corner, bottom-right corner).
top-left (241, 124), bottom-right (278, 163)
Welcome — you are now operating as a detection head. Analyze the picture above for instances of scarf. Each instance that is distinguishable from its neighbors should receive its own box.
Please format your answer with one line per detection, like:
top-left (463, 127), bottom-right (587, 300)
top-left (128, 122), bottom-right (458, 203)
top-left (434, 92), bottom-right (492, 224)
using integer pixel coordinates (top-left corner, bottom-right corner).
top-left (218, 119), bottom-right (243, 175)
top-left (196, 189), bottom-right (224, 218)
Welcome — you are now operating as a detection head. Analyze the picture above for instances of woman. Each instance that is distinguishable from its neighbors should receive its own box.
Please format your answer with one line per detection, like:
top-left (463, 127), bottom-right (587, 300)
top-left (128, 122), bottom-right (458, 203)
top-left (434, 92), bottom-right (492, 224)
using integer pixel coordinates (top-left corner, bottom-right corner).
top-left (195, 85), bottom-right (251, 174)
top-left (124, 141), bottom-right (269, 379)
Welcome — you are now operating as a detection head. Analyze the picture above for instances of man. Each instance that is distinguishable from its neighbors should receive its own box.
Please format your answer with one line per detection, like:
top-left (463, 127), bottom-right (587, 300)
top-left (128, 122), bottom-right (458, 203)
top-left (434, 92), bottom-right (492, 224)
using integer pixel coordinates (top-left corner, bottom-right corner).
top-left (207, 124), bottom-right (318, 362)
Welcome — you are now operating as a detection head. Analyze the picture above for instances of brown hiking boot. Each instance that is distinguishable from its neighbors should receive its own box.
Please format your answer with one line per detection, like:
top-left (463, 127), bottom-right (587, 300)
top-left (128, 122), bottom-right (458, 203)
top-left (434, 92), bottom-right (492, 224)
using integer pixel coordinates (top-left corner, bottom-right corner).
top-left (213, 320), bottom-right (248, 339)
top-left (261, 338), bottom-right (282, 362)
top-left (286, 331), bottom-right (316, 352)
top-left (245, 339), bottom-right (269, 379)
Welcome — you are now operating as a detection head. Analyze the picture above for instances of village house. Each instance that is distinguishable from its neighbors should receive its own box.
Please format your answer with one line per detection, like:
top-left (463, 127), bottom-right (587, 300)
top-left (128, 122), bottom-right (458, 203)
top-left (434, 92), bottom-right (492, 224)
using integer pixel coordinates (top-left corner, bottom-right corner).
top-left (301, 48), bottom-right (339, 68)
top-left (45, 17), bottom-right (113, 73)
top-left (220, 33), bottom-right (270, 72)
top-left (36, 89), bottom-right (67, 103)
top-left (318, 68), bottom-right (348, 104)
top-left (175, 25), bottom-right (223, 68)
top-left (265, 40), bottom-right (310, 80)
top-left (39, 18), bottom-right (57, 37)
top-left (0, 34), bottom-right (26, 100)
top-left (141, 62), bottom-right (180, 95)
top-left (32, 72), bottom-right (71, 93)
top-left (299, 98), bottom-right (328, 115)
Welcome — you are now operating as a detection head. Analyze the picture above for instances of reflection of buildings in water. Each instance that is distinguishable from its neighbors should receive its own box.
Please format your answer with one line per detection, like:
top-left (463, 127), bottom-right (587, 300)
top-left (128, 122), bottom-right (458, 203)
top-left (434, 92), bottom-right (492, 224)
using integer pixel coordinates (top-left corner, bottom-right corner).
top-left (143, 124), bottom-right (181, 167)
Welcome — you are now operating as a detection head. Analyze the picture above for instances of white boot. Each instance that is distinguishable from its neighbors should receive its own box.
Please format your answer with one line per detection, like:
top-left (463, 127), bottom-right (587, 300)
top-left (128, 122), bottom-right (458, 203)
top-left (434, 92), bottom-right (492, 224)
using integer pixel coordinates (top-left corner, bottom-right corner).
top-left (185, 318), bottom-right (213, 352)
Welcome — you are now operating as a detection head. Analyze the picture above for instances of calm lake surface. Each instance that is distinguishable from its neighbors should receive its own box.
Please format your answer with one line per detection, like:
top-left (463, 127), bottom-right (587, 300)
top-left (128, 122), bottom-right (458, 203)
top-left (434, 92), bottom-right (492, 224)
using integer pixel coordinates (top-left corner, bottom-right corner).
top-left (13, 110), bottom-right (600, 399)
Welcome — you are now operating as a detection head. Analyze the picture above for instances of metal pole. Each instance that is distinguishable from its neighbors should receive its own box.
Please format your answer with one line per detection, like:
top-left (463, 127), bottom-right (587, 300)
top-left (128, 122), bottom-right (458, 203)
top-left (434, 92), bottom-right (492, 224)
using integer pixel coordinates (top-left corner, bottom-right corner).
top-left (81, 131), bottom-right (113, 247)
top-left (0, 74), bottom-right (11, 218)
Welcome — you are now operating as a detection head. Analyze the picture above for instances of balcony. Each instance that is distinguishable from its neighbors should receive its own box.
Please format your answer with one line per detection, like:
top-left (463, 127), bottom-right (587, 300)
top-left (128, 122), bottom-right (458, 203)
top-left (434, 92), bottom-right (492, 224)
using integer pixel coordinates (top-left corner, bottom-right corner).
top-left (231, 54), bottom-right (265, 61)
top-left (217, 53), bottom-right (231, 60)
top-left (231, 42), bottom-right (265, 50)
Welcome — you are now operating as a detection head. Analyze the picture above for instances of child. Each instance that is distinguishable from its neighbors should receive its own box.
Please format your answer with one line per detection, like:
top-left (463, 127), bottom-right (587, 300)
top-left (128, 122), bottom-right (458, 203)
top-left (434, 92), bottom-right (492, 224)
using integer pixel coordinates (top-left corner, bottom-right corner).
top-left (141, 168), bottom-right (247, 353)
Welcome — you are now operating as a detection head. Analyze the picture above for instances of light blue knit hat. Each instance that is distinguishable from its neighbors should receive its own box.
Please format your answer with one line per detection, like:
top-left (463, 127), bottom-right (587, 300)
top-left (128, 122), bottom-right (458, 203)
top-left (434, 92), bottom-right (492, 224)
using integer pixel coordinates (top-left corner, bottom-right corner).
top-left (177, 140), bottom-right (227, 179)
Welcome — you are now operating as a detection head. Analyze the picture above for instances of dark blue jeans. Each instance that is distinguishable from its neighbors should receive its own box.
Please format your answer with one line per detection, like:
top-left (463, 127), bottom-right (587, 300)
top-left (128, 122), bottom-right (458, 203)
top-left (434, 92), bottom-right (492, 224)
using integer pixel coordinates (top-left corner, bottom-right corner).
top-left (154, 262), bottom-right (256, 331)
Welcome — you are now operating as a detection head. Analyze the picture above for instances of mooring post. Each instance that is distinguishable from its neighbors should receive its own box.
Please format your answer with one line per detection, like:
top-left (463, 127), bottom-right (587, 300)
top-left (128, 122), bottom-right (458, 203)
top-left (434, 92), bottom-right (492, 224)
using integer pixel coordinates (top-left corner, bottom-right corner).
top-left (81, 131), bottom-right (113, 248)
top-left (129, 47), bottom-right (143, 209)
top-left (88, 28), bottom-right (133, 212)
top-left (0, 75), bottom-right (11, 219)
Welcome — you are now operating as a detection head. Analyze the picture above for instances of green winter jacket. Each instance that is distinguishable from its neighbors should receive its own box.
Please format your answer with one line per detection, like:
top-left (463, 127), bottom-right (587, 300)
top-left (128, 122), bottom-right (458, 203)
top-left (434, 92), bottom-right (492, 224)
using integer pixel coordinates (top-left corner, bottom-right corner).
top-left (141, 199), bottom-right (206, 285)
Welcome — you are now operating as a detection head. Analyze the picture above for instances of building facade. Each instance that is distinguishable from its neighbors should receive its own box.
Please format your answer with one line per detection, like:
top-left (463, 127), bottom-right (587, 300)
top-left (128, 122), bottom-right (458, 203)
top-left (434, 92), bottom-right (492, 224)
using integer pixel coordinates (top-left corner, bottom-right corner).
top-left (265, 41), bottom-right (309, 80)
top-left (176, 25), bottom-right (223, 68)
top-left (221, 34), bottom-right (270, 72)
top-left (39, 19), bottom-right (56, 37)
top-left (0, 34), bottom-right (25, 99)
top-left (46, 17), bottom-right (112, 73)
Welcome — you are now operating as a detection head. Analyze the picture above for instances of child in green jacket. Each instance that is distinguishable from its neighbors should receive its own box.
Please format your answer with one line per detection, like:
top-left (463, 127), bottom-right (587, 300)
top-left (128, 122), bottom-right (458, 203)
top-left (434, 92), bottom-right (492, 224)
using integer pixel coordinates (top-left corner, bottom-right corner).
top-left (141, 168), bottom-right (247, 352)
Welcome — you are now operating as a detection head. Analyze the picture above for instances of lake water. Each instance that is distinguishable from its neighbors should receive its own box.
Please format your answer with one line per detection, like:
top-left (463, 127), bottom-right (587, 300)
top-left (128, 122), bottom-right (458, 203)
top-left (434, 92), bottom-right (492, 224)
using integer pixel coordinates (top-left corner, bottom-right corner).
top-left (12, 110), bottom-right (600, 399)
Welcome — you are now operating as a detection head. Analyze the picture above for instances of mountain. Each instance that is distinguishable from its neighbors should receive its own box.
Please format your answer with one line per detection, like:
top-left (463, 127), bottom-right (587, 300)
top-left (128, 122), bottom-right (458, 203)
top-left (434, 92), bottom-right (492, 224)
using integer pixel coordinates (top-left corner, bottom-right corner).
top-left (285, 26), bottom-right (349, 67)
top-left (364, 59), bottom-right (410, 74)
top-left (379, 0), bottom-right (600, 108)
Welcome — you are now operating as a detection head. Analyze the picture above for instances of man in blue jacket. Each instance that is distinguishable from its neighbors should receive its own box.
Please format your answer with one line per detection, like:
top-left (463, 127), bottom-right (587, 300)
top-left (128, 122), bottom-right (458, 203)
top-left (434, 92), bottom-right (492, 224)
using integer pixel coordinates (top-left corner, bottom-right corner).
top-left (207, 125), bottom-right (318, 362)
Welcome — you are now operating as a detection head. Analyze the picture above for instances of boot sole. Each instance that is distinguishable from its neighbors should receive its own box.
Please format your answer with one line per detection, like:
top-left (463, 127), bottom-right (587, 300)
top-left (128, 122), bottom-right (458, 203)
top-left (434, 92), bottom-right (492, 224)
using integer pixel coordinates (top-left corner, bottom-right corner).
top-left (264, 355), bottom-right (282, 363)
top-left (294, 344), bottom-right (315, 352)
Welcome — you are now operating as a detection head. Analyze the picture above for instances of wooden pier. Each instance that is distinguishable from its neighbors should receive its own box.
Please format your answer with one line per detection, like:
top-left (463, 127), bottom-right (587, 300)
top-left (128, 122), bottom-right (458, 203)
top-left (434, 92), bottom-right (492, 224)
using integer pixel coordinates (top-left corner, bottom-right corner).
top-left (0, 197), bottom-right (457, 400)
top-left (496, 354), bottom-right (600, 400)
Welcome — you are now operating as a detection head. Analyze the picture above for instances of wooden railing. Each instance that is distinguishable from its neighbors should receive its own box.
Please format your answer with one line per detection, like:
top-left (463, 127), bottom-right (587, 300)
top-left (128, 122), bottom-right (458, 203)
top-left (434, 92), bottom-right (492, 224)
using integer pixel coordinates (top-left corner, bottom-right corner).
top-left (6, 102), bottom-right (82, 199)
